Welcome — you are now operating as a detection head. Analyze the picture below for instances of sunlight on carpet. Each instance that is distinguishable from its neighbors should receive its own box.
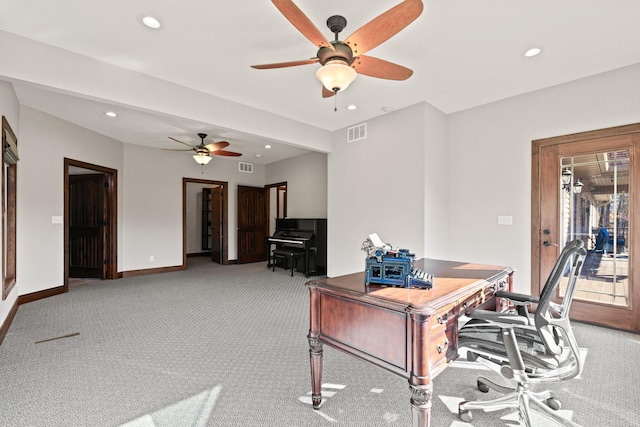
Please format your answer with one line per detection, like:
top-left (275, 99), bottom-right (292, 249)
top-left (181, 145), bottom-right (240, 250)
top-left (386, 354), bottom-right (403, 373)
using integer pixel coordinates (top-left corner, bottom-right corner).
top-left (120, 386), bottom-right (221, 427)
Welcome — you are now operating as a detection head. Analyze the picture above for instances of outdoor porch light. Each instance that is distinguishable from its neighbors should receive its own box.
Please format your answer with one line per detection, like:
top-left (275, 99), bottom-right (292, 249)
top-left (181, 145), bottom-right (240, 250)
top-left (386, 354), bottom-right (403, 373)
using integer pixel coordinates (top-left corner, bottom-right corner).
top-left (561, 167), bottom-right (583, 193)
top-left (561, 168), bottom-right (572, 190)
top-left (316, 59), bottom-right (357, 93)
top-left (573, 178), bottom-right (584, 194)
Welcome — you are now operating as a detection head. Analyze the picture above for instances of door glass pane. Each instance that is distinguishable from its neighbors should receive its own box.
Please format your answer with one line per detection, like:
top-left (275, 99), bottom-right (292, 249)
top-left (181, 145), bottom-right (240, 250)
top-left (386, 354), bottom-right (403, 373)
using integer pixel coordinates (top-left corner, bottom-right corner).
top-left (559, 150), bottom-right (630, 307)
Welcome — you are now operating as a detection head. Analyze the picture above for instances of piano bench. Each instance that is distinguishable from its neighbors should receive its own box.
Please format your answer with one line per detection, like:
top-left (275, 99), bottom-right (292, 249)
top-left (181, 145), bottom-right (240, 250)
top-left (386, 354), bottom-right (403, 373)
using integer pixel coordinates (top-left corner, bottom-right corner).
top-left (272, 248), bottom-right (307, 277)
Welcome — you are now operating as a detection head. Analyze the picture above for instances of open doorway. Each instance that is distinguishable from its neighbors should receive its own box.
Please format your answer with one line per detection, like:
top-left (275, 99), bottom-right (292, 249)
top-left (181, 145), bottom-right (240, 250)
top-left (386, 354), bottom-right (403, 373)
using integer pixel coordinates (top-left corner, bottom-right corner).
top-left (183, 178), bottom-right (229, 266)
top-left (64, 158), bottom-right (118, 290)
top-left (266, 182), bottom-right (287, 236)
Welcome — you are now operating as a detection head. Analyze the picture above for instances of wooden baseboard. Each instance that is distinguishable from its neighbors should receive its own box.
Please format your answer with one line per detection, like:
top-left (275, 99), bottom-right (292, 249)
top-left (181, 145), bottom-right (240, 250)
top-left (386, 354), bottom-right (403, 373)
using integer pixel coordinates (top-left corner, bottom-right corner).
top-left (19, 286), bottom-right (66, 305)
top-left (0, 298), bottom-right (18, 346)
top-left (120, 264), bottom-right (186, 278)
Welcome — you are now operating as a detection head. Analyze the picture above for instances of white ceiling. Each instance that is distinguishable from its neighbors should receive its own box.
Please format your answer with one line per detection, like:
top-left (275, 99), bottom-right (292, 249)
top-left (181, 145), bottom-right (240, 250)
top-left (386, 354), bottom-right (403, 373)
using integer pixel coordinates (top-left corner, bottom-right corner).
top-left (1, 0), bottom-right (639, 164)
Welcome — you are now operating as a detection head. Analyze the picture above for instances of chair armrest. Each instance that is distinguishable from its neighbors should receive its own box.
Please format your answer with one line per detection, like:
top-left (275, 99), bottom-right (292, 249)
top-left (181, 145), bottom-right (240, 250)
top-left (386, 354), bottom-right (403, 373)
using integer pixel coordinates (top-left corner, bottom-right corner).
top-left (495, 290), bottom-right (540, 306)
top-left (466, 309), bottom-right (530, 326)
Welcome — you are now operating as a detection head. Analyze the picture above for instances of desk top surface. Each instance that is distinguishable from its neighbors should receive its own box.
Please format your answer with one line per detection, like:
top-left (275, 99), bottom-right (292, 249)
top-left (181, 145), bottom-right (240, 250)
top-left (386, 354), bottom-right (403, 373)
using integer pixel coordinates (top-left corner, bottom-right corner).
top-left (308, 258), bottom-right (512, 312)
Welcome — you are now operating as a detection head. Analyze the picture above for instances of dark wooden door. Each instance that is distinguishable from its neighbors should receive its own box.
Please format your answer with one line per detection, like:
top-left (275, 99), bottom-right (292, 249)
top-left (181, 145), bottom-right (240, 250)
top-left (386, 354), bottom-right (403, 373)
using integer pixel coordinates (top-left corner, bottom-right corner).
top-left (237, 185), bottom-right (267, 264)
top-left (69, 174), bottom-right (106, 278)
top-left (211, 186), bottom-right (223, 264)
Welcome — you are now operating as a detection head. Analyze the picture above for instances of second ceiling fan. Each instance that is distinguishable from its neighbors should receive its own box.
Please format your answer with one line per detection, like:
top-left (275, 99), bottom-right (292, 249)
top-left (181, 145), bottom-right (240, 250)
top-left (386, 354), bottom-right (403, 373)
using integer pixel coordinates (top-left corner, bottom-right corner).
top-left (168, 133), bottom-right (242, 165)
top-left (251, 0), bottom-right (424, 98)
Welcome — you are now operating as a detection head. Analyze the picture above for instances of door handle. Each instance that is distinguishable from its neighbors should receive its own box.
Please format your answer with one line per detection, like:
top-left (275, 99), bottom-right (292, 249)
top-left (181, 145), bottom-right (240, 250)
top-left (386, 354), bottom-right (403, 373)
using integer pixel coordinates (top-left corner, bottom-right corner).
top-left (543, 241), bottom-right (558, 247)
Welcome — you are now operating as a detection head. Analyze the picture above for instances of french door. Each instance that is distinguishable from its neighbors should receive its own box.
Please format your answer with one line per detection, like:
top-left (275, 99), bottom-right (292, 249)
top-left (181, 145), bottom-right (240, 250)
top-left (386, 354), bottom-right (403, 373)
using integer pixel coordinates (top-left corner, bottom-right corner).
top-left (532, 124), bottom-right (640, 333)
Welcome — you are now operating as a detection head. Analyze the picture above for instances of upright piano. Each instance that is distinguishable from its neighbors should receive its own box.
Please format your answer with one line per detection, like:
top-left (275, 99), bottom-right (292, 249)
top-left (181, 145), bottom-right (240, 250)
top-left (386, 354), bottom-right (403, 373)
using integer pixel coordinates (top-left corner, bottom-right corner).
top-left (267, 218), bottom-right (327, 276)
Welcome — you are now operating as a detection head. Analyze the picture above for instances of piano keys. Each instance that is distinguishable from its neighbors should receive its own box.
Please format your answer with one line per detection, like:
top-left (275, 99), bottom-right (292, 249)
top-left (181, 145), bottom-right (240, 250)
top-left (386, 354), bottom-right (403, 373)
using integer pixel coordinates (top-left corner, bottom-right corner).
top-left (267, 218), bottom-right (327, 276)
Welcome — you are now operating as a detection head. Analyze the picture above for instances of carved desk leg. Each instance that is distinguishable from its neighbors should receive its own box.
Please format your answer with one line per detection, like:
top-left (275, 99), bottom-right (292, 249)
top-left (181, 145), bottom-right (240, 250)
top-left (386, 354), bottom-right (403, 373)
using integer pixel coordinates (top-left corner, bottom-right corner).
top-left (308, 336), bottom-right (323, 409)
top-left (409, 382), bottom-right (433, 427)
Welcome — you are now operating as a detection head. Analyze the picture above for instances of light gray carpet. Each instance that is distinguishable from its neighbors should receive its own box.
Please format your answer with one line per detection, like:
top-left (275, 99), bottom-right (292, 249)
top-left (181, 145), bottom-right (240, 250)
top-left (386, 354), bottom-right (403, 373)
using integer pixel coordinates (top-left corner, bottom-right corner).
top-left (0, 258), bottom-right (638, 426)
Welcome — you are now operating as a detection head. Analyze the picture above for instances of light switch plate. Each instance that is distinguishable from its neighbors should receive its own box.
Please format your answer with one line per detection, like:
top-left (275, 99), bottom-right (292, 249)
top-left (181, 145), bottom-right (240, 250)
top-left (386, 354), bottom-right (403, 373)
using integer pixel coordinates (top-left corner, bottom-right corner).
top-left (498, 216), bottom-right (513, 225)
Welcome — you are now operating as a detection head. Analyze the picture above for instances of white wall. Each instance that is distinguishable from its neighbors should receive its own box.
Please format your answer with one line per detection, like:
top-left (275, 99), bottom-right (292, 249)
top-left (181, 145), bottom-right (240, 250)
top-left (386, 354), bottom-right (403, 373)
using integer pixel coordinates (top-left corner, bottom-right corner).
top-left (423, 103), bottom-right (451, 259)
top-left (327, 103), bottom-right (433, 277)
top-left (14, 107), bottom-right (269, 298)
top-left (122, 144), bottom-right (265, 270)
top-left (17, 107), bottom-right (124, 295)
top-left (326, 63), bottom-right (640, 288)
top-left (265, 151), bottom-right (328, 219)
top-left (446, 63), bottom-right (640, 292)
top-left (0, 81), bottom-right (19, 323)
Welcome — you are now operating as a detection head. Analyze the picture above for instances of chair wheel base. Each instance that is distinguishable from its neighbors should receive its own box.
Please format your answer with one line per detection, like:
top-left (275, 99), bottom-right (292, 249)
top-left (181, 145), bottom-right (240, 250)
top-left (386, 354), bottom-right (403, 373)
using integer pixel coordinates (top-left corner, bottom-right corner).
top-left (458, 406), bottom-right (473, 423)
top-left (546, 397), bottom-right (561, 411)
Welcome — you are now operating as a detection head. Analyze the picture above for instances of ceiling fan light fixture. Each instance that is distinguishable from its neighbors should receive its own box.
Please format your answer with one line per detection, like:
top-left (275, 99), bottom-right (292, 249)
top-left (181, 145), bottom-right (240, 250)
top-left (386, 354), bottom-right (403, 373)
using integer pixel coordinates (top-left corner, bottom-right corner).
top-left (193, 153), bottom-right (212, 165)
top-left (316, 59), bottom-right (357, 92)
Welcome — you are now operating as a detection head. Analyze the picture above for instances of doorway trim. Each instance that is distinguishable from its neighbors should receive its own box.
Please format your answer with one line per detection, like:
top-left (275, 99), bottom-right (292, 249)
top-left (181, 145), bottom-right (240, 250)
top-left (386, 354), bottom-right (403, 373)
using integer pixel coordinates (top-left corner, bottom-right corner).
top-left (532, 123), bottom-right (640, 292)
top-left (532, 123), bottom-right (640, 332)
top-left (64, 158), bottom-right (118, 289)
top-left (182, 178), bottom-right (229, 266)
top-left (265, 181), bottom-right (287, 235)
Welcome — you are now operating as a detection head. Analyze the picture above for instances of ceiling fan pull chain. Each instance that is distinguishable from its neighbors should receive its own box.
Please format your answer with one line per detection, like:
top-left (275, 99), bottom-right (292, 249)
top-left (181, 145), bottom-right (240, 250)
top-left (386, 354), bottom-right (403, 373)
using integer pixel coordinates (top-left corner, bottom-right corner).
top-left (334, 89), bottom-right (338, 112)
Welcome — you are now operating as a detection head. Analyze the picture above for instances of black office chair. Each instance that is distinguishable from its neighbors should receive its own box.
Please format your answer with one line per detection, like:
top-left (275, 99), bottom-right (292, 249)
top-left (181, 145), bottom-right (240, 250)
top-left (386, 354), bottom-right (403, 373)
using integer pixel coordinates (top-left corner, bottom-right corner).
top-left (457, 239), bottom-right (587, 427)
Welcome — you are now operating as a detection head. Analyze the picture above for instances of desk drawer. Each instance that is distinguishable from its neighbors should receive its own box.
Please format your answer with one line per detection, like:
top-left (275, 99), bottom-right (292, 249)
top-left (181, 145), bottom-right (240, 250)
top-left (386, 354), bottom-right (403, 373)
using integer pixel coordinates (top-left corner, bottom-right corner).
top-left (429, 329), bottom-right (456, 370)
top-left (431, 302), bottom-right (456, 332)
top-left (460, 275), bottom-right (511, 314)
top-left (460, 288), bottom-right (490, 315)
top-left (430, 303), bottom-right (458, 366)
top-left (494, 275), bottom-right (511, 312)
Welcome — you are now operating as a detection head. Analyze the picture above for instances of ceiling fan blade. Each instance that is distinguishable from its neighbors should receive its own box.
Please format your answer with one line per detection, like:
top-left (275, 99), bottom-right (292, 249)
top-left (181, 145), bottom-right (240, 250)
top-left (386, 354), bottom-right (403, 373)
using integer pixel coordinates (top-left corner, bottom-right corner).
top-left (344, 0), bottom-right (424, 57)
top-left (212, 150), bottom-right (242, 157)
top-left (251, 58), bottom-right (319, 69)
top-left (322, 85), bottom-right (335, 98)
top-left (168, 136), bottom-right (194, 148)
top-left (204, 141), bottom-right (230, 152)
top-left (272, 0), bottom-right (332, 48)
top-left (162, 148), bottom-right (195, 152)
top-left (352, 55), bottom-right (413, 80)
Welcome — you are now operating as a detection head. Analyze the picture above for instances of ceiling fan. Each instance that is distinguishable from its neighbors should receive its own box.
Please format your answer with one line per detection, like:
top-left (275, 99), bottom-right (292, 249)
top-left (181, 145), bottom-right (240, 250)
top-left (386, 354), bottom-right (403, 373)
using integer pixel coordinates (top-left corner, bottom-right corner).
top-left (251, 0), bottom-right (424, 98)
top-left (168, 133), bottom-right (242, 165)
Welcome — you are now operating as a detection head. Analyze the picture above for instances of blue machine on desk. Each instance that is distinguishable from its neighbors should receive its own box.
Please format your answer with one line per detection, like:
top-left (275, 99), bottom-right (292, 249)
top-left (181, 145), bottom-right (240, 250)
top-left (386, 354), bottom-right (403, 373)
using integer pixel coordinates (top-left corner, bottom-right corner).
top-left (362, 234), bottom-right (433, 290)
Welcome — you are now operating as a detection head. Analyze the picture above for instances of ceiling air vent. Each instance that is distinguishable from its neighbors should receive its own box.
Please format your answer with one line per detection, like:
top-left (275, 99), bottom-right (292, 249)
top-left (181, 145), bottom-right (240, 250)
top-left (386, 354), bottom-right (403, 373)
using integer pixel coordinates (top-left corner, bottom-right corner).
top-left (347, 122), bottom-right (367, 143)
top-left (239, 162), bottom-right (254, 173)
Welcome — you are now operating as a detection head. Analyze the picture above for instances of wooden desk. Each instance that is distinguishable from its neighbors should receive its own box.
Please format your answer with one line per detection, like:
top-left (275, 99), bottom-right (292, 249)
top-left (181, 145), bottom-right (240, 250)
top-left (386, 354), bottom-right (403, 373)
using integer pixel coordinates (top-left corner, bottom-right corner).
top-left (306, 258), bottom-right (513, 427)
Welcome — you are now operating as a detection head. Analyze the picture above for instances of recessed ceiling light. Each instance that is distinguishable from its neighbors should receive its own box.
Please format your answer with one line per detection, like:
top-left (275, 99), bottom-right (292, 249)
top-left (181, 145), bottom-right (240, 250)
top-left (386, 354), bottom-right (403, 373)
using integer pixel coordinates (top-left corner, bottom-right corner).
top-left (382, 106), bottom-right (394, 112)
top-left (255, 154), bottom-right (263, 158)
top-left (141, 16), bottom-right (161, 29)
top-left (265, 145), bottom-right (271, 149)
top-left (105, 111), bottom-right (117, 118)
top-left (346, 105), bottom-right (357, 110)
top-left (524, 47), bottom-right (542, 58)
